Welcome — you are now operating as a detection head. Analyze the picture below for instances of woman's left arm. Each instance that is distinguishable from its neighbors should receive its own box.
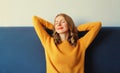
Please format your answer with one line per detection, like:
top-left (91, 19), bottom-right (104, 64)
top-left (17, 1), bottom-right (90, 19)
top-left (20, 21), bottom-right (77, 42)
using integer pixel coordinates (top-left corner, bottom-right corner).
top-left (77, 22), bottom-right (102, 49)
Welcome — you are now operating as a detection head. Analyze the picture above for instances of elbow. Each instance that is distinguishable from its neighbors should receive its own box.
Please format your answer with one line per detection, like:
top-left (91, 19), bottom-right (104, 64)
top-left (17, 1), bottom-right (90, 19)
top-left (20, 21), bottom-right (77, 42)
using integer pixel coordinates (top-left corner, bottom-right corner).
top-left (32, 16), bottom-right (40, 24)
top-left (96, 21), bottom-right (102, 28)
top-left (32, 16), bottom-right (39, 27)
top-left (32, 16), bottom-right (38, 21)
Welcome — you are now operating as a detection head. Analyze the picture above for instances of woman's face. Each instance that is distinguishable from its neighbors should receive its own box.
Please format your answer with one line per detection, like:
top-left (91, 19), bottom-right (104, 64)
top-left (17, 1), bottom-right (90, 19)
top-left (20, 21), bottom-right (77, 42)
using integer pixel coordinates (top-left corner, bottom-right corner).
top-left (54, 16), bottom-right (69, 34)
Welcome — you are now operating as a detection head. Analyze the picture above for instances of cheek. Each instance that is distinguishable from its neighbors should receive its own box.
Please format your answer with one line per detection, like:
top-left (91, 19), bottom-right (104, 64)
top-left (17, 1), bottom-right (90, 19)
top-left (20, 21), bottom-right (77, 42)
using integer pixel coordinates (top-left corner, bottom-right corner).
top-left (54, 25), bottom-right (57, 30)
top-left (64, 24), bottom-right (69, 31)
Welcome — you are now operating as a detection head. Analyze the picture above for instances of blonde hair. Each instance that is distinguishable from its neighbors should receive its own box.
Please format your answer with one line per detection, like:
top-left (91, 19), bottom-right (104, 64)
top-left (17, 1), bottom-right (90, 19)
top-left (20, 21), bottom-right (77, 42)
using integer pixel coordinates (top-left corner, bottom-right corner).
top-left (53, 13), bottom-right (78, 46)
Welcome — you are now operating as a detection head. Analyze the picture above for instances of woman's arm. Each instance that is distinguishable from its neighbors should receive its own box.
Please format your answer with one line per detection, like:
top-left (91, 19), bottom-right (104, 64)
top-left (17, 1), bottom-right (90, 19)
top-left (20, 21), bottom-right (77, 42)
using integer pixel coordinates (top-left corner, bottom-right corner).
top-left (33, 16), bottom-right (54, 30)
top-left (32, 16), bottom-right (53, 45)
top-left (77, 22), bottom-right (102, 50)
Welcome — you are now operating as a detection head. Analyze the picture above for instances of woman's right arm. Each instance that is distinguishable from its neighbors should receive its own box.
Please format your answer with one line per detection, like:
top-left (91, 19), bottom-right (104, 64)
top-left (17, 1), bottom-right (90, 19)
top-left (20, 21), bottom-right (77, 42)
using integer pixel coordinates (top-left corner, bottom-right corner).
top-left (32, 16), bottom-right (53, 44)
top-left (33, 16), bottom-right (54, 30)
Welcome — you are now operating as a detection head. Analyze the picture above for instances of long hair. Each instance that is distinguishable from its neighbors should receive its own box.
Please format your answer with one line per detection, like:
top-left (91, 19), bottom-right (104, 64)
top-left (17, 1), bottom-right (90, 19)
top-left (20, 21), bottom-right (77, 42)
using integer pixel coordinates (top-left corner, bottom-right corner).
top-left (53, 13), bottom-right (78, 46)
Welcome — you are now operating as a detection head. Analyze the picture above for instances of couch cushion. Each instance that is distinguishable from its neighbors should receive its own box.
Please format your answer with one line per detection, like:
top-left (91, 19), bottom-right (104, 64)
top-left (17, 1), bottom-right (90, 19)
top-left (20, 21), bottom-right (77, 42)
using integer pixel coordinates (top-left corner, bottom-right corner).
top-left (0, 27), bottom-right (46, 73)
top-left (85, 27), bottom-right (120, 73)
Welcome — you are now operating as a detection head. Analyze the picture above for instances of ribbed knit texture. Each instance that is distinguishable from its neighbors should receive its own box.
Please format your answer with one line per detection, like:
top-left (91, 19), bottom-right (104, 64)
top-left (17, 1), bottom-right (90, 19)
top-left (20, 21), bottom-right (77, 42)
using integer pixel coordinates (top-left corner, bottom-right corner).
top-left (32, 16), bottom-right (101, 73)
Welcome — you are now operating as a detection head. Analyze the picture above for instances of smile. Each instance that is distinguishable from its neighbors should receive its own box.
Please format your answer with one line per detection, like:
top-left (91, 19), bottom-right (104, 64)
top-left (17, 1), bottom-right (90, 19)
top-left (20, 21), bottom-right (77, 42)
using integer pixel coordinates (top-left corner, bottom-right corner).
top-left (57, 27), bottom-right (63, 30)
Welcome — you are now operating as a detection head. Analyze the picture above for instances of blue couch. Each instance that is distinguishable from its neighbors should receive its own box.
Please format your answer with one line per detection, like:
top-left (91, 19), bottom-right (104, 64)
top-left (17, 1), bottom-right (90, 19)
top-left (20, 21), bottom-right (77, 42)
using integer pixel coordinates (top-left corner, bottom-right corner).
top-left (0, 27), bottom-right (120, 73)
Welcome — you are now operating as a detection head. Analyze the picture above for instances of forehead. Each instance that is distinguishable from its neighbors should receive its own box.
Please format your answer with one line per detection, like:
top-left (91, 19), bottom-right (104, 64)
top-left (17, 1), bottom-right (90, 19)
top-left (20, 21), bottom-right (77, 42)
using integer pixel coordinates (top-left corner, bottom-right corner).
top-left (55, 16), bottom-right (65, 21)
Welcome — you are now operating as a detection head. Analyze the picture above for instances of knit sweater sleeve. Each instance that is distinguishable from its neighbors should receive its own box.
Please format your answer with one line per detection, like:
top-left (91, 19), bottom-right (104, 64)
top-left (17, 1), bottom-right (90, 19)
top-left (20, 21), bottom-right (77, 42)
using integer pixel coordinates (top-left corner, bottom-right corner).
top-left (77, 22), bottom-right (102, 50)
top-left (32, 16), bottom-right (53, 45)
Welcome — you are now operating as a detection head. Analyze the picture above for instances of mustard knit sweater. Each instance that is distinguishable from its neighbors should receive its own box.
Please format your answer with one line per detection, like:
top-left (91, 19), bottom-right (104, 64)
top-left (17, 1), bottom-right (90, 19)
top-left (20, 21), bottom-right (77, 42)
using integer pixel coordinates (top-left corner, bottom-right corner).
top-left (32, 16), bottom-right (101, 73)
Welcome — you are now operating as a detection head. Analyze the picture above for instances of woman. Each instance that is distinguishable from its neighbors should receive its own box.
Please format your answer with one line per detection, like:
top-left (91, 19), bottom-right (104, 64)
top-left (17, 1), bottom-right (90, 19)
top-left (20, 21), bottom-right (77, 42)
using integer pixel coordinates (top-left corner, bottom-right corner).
top-left (32, 13), bottom-right (101, 73)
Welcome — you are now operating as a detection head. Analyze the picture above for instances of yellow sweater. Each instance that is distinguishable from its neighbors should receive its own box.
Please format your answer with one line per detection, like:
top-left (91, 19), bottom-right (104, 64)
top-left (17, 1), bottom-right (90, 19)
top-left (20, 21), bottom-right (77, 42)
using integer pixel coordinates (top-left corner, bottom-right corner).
top-left (32, 16), bottom-right (101, 73)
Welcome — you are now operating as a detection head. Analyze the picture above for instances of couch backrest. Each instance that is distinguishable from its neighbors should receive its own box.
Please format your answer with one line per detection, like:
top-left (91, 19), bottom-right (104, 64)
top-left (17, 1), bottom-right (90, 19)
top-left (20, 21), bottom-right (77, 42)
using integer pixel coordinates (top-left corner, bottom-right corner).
top-left (0, 27), bottom-right (120, 73)
top-left (0, 27), bottom-right (46, 73)
top-left (85, 27), bottom-right (120, 73)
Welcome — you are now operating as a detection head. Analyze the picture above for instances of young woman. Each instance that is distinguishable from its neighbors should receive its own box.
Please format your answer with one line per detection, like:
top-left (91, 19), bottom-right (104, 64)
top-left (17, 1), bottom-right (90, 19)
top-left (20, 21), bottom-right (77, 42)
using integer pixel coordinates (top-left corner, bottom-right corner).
top-left (32, 13), bottom-right (101, 73)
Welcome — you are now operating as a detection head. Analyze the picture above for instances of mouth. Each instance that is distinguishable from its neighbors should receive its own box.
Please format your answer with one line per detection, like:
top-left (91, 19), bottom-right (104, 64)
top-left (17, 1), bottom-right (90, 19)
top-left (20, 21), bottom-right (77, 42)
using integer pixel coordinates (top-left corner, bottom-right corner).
top-left (57, 27), bottom-right (63, 30)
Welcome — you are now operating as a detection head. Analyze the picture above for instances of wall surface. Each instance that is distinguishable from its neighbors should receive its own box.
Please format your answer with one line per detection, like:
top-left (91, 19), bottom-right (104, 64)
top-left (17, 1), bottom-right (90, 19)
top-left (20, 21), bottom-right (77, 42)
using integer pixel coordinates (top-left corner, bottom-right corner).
top-left (0, 0), bottom-right (120, 27)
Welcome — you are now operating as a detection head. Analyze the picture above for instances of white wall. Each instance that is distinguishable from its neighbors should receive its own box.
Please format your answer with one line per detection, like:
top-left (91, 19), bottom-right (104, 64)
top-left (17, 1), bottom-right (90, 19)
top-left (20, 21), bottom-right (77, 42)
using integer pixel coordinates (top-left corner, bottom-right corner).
top-left (0, 0), bottom-right (120, 27)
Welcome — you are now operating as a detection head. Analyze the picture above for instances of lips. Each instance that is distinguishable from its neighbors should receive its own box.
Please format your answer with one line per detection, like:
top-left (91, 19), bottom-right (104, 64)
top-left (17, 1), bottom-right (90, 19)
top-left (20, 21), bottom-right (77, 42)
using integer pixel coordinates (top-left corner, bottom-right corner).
top-left (57, 27), bottom-right (63, 30)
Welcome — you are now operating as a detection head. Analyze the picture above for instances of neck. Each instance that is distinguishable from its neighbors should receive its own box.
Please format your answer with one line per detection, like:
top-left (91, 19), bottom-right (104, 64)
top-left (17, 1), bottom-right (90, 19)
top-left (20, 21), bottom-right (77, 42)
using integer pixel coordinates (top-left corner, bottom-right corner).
top-left (59, 32), bottom-right (69, 41)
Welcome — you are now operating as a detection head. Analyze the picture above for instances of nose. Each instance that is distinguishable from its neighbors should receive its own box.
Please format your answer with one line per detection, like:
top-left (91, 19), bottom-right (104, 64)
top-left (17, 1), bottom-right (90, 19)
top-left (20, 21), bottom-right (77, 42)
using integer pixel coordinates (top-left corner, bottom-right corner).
top-left (57, 22), bottom-right (61, 26)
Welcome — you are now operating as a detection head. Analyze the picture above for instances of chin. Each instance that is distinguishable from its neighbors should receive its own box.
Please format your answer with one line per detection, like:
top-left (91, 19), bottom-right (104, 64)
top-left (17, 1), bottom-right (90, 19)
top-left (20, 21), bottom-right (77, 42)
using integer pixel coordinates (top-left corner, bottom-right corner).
top-left (56, 30), bottom-right (68, 34)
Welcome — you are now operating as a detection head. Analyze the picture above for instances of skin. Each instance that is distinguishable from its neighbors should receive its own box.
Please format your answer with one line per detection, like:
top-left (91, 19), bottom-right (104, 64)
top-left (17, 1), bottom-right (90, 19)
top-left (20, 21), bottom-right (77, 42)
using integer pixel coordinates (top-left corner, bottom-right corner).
top-left (54, 16), bottom-right (69, 41)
